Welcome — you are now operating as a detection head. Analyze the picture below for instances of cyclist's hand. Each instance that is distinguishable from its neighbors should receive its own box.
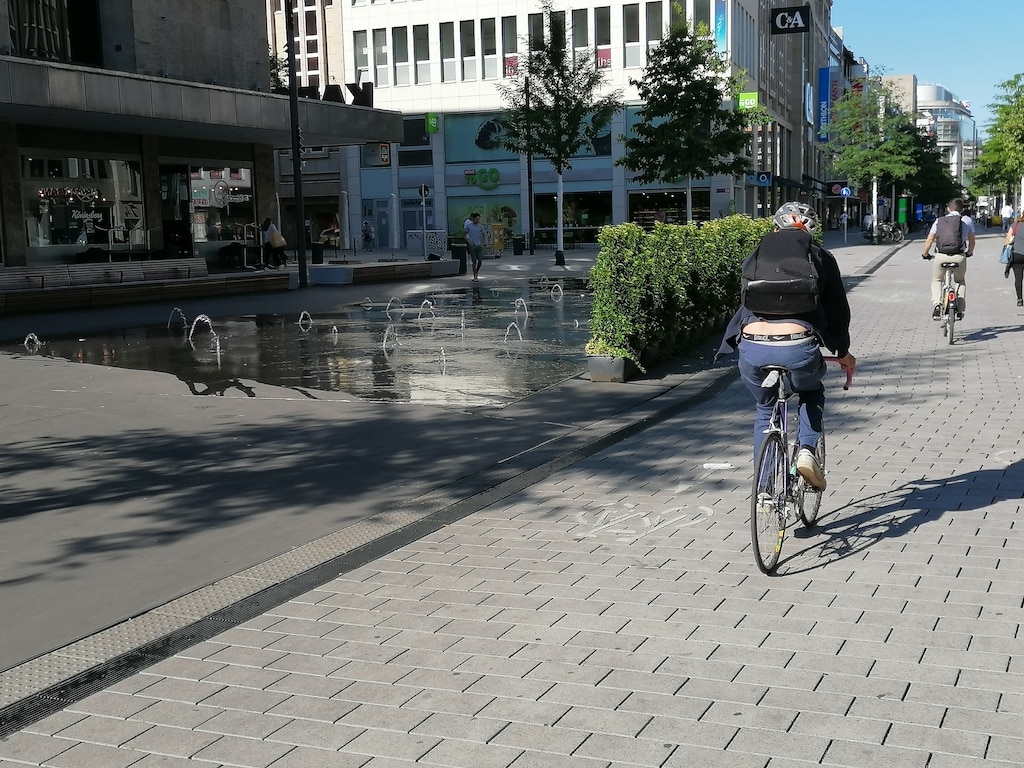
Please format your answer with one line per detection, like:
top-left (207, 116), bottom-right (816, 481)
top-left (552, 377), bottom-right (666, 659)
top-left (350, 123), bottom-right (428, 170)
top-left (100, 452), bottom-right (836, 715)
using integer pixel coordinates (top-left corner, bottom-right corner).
top-left (837, 353), bottom-right (856, 374)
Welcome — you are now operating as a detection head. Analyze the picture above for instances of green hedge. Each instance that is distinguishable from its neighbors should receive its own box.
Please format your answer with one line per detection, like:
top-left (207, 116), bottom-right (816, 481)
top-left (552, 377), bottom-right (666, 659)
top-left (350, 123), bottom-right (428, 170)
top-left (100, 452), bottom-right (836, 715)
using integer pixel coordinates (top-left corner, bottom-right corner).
top-left (587, 215), bottom-right (774, 370)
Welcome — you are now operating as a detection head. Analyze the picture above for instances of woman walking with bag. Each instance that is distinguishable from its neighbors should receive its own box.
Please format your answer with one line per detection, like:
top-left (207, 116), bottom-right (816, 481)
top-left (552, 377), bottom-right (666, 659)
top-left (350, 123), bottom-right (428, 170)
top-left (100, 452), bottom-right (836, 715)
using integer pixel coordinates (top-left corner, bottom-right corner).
top-left (1003, 217), bottom-right (1024, 307)
top-left (261, 217), bottom-right (287, 268)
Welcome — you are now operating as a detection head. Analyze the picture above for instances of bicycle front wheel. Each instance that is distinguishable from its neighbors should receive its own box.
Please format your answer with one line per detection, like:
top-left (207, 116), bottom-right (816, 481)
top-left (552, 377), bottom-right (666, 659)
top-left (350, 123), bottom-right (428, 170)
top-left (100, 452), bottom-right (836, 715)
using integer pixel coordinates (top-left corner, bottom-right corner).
top-left (798, 434), bottom-right (826, 527)
top-left (751, 433), bottom-right (787, 574)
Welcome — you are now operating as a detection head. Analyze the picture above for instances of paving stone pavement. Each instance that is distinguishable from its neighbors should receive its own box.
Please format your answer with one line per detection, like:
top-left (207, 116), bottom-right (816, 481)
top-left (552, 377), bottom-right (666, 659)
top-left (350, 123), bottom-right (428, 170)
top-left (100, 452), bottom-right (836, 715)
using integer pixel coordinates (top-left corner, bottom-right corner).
top-left (1, 229), bottom-right (1021, 767)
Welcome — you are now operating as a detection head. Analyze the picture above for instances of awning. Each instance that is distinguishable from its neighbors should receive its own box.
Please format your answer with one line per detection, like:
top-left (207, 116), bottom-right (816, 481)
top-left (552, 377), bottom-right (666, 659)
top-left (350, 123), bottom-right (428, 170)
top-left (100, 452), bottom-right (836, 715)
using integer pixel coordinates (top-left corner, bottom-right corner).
top-left (0, 57), bottom-right (403, 148)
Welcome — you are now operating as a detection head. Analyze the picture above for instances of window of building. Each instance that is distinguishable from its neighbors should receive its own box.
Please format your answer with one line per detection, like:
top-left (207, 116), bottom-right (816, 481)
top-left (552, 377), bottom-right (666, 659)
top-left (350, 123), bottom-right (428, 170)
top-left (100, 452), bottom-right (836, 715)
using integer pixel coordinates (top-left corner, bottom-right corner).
top-left (623, 4), bottom-right (641, 67)
top-left (460, 20), bottom-right (477, 80)
top-left (695, 0), bottom-right (711, 32)
top-left (393, 27), bottom-right (410, 85)
top-left (413, 24), bottom-right (430, 83)
top-left (22, 155), bottom-right (148, 250)
top-left (398, 118), bottom-right (432, 166)
top-left (646, 1), bottom-right (662, 48)
top-left (502, 16), bottom-right (518, 76)
top-left (373, 28), bottom-right (389, 86)
top-left (440, 23), bottom-right (456, 82)
top-left (482, 18), bottom-right (498, 79)
top-left (551, 10), bottom-right (566, 44)
top-left (528, 13), bottom-right (544, 50)
top-left (595, 6), bottom-right (611, 68)
top-left (353, 30), bottom-right (369, 82)
top-left (572, 8), bottom-right (589, 62)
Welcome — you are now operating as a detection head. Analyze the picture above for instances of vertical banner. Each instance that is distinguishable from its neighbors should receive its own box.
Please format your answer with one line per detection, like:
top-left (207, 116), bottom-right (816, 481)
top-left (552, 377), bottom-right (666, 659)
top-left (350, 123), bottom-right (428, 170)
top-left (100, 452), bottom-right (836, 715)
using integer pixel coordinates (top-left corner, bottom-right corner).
top-left (817, 66), bottom-right (831, 141)
top-left (714, 0), bottom-right (728, 53)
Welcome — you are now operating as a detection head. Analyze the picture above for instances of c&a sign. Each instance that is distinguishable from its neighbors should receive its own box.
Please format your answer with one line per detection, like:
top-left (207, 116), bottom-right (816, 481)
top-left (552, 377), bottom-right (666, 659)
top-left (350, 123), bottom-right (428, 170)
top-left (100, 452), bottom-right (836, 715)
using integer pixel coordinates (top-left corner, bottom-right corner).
top-left (770, 5), bottom-right (810, 34)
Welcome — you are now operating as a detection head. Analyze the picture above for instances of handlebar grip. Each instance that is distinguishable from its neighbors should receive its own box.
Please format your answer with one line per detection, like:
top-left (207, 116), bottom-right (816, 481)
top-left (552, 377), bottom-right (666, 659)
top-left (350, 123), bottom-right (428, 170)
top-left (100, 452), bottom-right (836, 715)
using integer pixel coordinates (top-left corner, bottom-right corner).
top-left (823, 356), bottom-right (854, 390)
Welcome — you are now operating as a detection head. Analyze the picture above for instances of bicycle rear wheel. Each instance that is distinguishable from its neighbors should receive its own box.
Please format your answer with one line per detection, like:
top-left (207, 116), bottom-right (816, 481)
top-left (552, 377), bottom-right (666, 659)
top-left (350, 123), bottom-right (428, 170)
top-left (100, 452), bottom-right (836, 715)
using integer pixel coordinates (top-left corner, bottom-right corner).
top-left (751, 433), bottom-right (787, 574)
top-left (797, 434), bottom-right (826, 527)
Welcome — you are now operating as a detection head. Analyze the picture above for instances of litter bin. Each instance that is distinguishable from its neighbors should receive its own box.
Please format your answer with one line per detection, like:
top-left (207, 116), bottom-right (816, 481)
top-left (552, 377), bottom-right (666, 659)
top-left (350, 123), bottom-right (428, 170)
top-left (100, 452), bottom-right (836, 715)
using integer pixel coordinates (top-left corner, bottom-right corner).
top-left (310, 242), bottom-right (324, 264)
top-left (450, 243), bottom-right (468, 275)
top-left (512, 235), bottom-right (525, 256)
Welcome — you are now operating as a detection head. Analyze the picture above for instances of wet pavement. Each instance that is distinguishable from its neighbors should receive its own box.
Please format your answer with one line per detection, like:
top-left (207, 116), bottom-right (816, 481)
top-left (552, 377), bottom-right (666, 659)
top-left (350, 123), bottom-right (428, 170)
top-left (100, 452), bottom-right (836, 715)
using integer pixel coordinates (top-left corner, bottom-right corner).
top-left (2, 228), bottom-right (1022, 767)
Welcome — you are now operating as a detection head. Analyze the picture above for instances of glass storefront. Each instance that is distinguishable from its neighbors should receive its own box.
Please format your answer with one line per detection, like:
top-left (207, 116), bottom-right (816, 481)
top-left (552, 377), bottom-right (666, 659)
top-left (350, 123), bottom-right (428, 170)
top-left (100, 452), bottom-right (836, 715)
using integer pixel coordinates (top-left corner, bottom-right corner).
top-left (160, 165), bottom-right (256, 257)
top-left (21, 154), bottom-right (143, 252)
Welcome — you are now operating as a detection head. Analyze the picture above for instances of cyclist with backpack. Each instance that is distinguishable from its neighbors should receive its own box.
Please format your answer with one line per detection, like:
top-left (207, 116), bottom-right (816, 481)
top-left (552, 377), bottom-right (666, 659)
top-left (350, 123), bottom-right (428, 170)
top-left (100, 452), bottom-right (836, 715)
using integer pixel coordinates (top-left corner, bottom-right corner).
top-left (719, 202), bottom-right (856, 490)
top-left (921, 198), bottom-right (975, 319)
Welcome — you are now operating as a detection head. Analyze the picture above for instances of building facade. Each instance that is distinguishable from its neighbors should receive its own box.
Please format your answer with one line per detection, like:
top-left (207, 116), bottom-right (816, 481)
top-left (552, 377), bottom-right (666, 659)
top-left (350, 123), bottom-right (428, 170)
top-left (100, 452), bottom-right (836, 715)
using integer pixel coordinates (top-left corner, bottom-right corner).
top-left (915, 83), bottom-right (978, 188)
top-left (0, 0), bottom-right (400, 267)
top-left (270, 0), bottom-right (836, 251)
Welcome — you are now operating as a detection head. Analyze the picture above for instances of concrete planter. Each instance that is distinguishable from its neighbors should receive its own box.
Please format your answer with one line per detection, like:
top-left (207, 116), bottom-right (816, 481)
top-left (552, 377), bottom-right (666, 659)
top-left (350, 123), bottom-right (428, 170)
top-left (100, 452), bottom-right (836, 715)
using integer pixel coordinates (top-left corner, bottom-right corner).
top-left (587, 355), bottom-right (636, 383)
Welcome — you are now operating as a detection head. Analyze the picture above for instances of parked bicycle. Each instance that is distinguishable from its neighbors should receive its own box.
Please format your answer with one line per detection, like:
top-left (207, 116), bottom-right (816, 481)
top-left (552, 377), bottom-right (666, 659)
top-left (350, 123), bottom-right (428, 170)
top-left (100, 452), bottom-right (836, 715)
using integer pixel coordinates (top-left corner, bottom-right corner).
top-left (858, 222), bottom-right (904, 244)
top-left (750, 358), bottom-right (853, 574)
top-left (936, 259), bottom-right (962, 345)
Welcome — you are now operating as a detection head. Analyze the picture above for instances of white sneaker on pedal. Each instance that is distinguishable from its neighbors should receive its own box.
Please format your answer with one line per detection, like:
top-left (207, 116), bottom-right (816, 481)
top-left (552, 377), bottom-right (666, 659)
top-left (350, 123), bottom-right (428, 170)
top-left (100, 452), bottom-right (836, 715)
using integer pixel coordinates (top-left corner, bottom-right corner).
top-left (796, 449), bottom-right (827, 491)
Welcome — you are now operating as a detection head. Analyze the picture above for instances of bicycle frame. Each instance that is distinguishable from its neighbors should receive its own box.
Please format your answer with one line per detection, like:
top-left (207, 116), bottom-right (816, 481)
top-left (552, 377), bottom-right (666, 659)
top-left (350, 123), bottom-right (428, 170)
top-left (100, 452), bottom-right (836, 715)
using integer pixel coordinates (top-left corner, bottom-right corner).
top-left (938, 261), bottom-right (960, 343)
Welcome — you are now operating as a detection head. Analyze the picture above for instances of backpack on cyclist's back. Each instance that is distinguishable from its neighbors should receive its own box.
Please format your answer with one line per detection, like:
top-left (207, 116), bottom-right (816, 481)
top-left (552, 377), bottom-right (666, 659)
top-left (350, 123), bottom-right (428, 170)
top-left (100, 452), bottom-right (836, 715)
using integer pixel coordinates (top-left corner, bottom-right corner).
top-left (741, 228), bottom-right (821, 316)
top-left (933, 215), bottom-right (965, 255)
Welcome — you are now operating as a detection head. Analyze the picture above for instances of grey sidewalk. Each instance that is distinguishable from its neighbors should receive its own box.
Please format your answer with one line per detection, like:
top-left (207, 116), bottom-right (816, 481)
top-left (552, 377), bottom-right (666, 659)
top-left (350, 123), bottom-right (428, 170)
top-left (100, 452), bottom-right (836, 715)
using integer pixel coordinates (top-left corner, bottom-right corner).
top-left (3, 229), bottom-right (1022, 767)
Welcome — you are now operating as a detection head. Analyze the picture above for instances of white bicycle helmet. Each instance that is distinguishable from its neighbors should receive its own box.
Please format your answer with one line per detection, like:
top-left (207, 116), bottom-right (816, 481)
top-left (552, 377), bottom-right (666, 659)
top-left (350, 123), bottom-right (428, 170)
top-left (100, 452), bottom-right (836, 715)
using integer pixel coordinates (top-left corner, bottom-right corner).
top-left (772, 202), bottom-right (818, 235)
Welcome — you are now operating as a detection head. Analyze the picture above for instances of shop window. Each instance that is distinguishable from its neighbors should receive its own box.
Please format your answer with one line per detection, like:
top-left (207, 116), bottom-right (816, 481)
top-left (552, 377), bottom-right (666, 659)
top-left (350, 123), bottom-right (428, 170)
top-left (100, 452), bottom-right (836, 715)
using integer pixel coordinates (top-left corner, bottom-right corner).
top-left (22, 155), bottom-right (146, 249)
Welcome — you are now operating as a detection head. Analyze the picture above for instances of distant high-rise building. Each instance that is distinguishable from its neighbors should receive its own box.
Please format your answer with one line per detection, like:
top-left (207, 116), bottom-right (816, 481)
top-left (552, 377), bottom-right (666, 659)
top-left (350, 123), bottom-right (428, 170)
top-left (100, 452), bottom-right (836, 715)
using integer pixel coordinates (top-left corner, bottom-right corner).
top-left (916, 83), bottom-right (977, 186)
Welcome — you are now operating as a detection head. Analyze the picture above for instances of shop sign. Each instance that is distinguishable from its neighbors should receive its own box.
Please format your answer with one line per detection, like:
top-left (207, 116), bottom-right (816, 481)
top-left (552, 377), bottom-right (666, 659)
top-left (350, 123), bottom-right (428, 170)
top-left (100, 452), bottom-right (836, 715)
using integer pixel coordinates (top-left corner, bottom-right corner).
top-left (38, 185), bottom-right (100, 202)
top-left (465, 167), bottom-right (500, 190)
top-left (192, 186), bottom-right (210, 206)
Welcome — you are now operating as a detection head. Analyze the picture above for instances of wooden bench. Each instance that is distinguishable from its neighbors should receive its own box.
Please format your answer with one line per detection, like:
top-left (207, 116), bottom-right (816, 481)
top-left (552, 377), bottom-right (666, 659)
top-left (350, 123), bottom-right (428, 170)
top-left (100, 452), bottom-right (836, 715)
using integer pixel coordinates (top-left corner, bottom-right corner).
top-left (349, 262), bottom-right (433, 284)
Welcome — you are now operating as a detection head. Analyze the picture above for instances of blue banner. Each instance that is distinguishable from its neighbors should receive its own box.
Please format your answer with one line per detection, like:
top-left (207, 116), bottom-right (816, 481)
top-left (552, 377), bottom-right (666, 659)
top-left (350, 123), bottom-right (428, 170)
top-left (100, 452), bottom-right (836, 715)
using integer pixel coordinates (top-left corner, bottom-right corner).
top-left (714, 0), bottom-right (728, 53)
top-left (817, 66), bottom-right (830, 141)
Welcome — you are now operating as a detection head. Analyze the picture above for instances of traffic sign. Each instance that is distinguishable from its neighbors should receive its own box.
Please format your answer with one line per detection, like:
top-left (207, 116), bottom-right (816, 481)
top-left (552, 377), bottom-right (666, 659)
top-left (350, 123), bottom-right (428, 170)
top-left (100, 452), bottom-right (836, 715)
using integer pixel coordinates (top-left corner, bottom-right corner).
top-left (840, 187), bottom-right (851, 198)
top-left (418, 184), bottom-right (429, 199)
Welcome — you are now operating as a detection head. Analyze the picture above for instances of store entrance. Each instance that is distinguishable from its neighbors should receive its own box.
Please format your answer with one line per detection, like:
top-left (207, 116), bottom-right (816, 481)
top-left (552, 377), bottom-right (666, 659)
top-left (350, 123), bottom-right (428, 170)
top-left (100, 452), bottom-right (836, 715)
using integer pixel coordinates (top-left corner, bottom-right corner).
top-left (159, 165), bottom-right (193, 257)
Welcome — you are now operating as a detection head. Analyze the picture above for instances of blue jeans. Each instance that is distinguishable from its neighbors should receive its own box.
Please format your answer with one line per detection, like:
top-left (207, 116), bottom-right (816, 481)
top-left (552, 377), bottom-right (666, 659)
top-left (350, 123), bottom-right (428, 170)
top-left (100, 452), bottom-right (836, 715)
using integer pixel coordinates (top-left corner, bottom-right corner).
top-left (738, 337), bottom-right (826, 460)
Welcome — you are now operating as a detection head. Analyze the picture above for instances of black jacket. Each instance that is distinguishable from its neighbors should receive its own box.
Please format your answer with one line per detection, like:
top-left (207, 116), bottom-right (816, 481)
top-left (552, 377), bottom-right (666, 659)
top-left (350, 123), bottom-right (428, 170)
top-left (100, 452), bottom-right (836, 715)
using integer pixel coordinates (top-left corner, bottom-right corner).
top-left (719, 230), bottom-right (852, 358)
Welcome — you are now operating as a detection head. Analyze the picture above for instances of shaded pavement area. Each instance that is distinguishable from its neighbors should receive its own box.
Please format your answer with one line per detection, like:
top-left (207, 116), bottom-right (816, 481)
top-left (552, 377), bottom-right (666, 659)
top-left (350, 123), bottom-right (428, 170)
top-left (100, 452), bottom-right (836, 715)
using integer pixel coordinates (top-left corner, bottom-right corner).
top-left (1, 228), bottom-right (1022, 766)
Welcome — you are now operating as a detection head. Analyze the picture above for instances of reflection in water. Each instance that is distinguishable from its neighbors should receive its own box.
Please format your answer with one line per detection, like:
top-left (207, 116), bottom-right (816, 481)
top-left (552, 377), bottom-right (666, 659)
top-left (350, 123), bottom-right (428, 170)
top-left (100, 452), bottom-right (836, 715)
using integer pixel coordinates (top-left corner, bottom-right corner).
top-left (5, 284), bottom-right (592, 408)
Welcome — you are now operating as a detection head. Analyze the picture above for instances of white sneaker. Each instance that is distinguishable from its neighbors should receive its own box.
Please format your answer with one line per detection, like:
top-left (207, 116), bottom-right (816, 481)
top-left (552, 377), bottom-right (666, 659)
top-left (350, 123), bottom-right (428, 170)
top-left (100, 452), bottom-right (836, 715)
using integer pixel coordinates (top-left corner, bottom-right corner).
top-left (796, 448), bottom-right (826, 491)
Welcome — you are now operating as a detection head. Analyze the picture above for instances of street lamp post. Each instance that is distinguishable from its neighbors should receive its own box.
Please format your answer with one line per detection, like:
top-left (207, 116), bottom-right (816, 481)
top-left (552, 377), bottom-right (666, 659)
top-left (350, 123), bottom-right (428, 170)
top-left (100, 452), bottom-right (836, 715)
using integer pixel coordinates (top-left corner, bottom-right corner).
top-left (284, 0), bottom-right (308, 287)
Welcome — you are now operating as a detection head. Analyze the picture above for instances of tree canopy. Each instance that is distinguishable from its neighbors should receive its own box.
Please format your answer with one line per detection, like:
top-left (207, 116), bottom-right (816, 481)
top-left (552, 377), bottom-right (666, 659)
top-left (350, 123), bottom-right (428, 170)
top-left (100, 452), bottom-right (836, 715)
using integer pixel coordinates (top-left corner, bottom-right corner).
top-left (973, 74), bottom-right (1024, 194)
top-left (496, 1), bottom-right (622, 176)
top-left (616, 16), bottom-right (753, 184)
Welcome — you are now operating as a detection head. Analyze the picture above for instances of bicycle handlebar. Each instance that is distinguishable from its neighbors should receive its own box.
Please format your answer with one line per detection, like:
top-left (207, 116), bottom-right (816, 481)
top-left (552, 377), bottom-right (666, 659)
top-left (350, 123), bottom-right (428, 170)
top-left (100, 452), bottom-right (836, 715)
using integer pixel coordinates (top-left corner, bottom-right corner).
top-left (823, 356), bottom-right (854, 390)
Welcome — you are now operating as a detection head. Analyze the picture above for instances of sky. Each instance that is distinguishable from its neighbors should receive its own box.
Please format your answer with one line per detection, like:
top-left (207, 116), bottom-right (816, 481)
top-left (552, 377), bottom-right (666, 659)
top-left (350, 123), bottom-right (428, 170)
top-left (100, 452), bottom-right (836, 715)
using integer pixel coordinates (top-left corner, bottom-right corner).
top-left (829, 0), bottom-right (1019, 137)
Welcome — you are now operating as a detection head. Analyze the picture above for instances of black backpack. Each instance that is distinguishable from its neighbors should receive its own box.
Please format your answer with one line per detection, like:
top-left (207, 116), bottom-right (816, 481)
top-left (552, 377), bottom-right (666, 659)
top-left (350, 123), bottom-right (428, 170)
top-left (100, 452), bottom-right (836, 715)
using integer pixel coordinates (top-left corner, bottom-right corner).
top-left (741, 229), bottom-right (821, 316)
top-left (933, 215), bottom-right (964, 255)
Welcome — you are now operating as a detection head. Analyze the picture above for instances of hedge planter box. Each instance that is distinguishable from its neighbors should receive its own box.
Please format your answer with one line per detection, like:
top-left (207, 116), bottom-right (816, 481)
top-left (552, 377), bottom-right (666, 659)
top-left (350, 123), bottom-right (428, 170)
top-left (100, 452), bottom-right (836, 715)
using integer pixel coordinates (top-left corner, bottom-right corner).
top-left (587, 355), bottom-right (637, 383)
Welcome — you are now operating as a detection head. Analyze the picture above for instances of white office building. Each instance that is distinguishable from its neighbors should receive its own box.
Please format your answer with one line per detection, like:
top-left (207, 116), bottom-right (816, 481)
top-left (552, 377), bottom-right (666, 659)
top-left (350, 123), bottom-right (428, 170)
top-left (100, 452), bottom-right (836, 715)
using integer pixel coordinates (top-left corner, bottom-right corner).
top-left (268, 0), bottom-right (835, 252)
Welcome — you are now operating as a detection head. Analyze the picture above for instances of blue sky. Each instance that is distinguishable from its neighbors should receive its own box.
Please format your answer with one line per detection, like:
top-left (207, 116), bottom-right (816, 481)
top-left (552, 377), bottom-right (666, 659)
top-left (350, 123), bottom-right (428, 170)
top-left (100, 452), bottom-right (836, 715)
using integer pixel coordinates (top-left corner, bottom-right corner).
top-left (830, 0), bottom-right (1018, 137)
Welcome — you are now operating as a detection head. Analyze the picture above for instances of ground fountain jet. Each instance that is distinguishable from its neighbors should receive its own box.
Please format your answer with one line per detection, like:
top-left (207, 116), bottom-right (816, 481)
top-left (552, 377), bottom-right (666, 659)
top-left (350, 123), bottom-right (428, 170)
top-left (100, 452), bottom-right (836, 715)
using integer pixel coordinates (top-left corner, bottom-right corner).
top-left (513, 297), bottom-right (529, 318)
top-left (297, 311), bottom-right (313, 332)
top-left (167, 307), bottom-right (188, 330)
top-left (23, 333), bottom-right (42, 352)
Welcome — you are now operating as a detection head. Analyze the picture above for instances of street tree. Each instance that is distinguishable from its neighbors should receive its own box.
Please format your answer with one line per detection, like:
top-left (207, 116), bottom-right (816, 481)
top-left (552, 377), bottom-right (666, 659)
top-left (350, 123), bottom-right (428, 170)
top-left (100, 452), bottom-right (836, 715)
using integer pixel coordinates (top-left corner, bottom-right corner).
top-left (901, 125), bottom-right (960, 206)
top-left (496, 0), bottom-right (622, 263)
top-left (825, 80), bottom-right (921, 229)
top-left (616, 13), bottom-right (755, 217)
top-left (974, 73), bottom-right (1024, 202)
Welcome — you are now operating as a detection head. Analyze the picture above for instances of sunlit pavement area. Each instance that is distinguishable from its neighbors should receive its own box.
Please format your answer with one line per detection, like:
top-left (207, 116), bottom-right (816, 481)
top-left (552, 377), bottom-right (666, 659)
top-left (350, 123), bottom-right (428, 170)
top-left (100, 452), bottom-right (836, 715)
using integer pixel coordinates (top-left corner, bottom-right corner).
top-left (1, 226), bottom-right (1022, 767)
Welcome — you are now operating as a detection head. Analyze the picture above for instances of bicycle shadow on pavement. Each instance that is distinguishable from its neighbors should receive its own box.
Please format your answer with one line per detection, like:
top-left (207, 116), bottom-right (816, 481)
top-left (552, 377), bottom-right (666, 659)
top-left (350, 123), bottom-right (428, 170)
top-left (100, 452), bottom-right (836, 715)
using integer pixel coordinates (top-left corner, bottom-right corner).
top-left (952, 323), bottom-right (1024, 345)
top-left (777, 456), bottom-right (1024, 574)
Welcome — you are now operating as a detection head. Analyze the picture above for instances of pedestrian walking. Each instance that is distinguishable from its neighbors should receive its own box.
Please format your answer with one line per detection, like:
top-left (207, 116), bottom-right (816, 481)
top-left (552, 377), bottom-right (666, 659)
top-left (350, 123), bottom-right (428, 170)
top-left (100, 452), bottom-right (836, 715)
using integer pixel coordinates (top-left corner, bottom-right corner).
top-left (464, 212), bottom-right (485, 282)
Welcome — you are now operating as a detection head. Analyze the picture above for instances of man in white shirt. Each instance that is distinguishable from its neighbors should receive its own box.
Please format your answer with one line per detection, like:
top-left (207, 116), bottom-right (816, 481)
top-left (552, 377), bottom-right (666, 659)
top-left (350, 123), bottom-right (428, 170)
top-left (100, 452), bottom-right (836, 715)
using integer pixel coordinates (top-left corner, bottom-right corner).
top-left (1002, 202), bottom-right (1014, 234)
